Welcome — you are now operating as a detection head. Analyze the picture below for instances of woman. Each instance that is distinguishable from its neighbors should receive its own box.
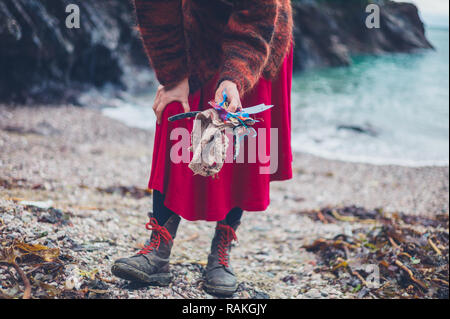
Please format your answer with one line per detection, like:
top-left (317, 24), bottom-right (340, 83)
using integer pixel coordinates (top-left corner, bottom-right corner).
top-left (112, 0), bottom-right (293, 296)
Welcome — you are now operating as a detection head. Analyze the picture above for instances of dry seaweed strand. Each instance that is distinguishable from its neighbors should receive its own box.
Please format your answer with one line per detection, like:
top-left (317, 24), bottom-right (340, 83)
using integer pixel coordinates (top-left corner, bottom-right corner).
top-left (0, 245), bottom-right (32, 299)
top-left (428, 238), bottom-right (442, 256)
top-left (302, 206), bottom-right (449, 298)
top-left (0, 261), bottom-right (32, 299)
top-left (0, 241), bottom-right (63, 299)
top-left (394, 260), bottom-right (428, 291)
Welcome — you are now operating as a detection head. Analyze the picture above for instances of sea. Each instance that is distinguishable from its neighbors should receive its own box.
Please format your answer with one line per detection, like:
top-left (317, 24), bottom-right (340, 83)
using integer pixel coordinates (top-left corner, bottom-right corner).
top-left (102, 27), bottom-right (449, 167)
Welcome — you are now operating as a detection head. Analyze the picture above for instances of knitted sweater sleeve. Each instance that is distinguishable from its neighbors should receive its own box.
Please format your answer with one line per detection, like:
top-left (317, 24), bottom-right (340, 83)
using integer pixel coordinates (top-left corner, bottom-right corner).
top-left (218, 0), bottom-right (278, 96)
top-left (134, 0), bottom-right (188, 88)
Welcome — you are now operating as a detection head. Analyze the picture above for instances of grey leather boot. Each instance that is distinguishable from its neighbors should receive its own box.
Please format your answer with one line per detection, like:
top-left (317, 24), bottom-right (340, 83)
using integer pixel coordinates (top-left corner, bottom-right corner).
top-left (204, 220), bottom-right (240, 296)
top-left (111, 213), bottom-right (181, 286)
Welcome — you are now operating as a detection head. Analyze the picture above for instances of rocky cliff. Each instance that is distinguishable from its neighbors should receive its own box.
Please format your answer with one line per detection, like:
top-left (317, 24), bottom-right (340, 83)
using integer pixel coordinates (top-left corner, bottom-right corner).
top-left (0, 0), bottom-right (433, 104)
top-left (0, 0), bottom-right (148, 104)
top-left (292, 0), bottom-right (433, 71)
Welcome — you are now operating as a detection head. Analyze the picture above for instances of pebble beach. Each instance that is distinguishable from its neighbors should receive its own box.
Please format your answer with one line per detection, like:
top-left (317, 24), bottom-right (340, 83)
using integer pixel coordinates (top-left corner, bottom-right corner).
top-left (0, 105), bottom-right (448, 299)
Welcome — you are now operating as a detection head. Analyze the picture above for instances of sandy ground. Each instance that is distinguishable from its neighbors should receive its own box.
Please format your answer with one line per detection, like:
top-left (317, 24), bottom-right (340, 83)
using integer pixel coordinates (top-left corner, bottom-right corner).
top-left (0, 105), bottom-right (448, 299)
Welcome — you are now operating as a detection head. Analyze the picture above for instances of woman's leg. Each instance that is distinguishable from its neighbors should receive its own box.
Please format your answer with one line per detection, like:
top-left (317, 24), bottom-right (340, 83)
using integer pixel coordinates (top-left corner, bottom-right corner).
top-left (111, 190), bottom-right (181, 285)
top-left (153, 190), bottom-right (175, 225)
top-left (204, 207), bottom-right (242, 296)
top-left (154, 189), bottom-right (242, 226)
top-left (225, 207), bottom-right (243, 225)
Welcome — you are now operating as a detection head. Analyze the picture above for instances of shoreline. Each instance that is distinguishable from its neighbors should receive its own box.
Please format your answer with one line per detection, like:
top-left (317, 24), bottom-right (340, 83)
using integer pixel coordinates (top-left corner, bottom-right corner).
top-left (294, 149), bottom-right (449, 169)
top-left (102, 106), bottom-right (450, 170)
top-left (0, 105), bottom-right (448, 299)
top-left (1, 104), bottom-right (448, 217)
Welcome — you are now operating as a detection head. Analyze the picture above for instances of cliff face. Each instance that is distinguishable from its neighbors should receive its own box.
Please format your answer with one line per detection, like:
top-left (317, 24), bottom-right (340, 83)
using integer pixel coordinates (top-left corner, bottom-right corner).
top-left (292, 0), bottom-right (433, 71)
top-left (0, 0), bottom-right (148, 104)
top-left (0, 0), bottom-right (433, 104)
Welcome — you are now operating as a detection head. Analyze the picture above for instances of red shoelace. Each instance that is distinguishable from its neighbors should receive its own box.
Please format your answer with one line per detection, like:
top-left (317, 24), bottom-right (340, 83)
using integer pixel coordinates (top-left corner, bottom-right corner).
top-left (216, 224), bottom-right (237, 267)
top-left (137, 218), bottom-right (172, 255)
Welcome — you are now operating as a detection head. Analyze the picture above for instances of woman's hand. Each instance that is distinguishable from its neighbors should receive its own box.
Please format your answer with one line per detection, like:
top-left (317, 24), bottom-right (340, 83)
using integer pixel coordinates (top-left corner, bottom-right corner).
top-left (153, 78), bottom-right (190, 124)
top-left (215, 80), bottom-right (242, 113)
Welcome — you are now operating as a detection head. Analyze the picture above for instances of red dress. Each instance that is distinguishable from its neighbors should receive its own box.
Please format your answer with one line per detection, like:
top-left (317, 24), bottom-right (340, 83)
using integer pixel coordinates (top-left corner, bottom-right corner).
top-left (149, 47), bottom-right (293, 222)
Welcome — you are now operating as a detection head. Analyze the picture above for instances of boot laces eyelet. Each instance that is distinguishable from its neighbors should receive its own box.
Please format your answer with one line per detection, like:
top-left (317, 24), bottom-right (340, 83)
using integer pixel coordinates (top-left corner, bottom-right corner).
top-left (216, 224), bottom-right (237, 267)
top-left (137, 218), bottom-right (172, 255)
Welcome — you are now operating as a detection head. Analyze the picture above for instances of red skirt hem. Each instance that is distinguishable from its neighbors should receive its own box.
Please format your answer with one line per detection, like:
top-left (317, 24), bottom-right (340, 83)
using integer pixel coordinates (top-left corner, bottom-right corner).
top-left (150, 172), bottom-right (292, 222)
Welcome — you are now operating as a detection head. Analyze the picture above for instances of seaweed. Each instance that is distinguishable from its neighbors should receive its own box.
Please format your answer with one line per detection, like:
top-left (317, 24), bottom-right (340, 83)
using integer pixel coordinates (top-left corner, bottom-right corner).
top-left (302, 206), bottom-right (449, 299)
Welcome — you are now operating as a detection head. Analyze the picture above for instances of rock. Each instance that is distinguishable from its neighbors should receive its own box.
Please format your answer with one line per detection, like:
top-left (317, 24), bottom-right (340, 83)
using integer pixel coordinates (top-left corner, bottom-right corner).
top-left (305, 288), bottom-right (322, 299)
top-left (311, 273), bottom-right (322, 281)
top-left (6, 232), bottom-right (19, 240)
top-left (292, 0), bottom-right (433, 72)
top-left (38, 208), bottom-right (71, 225)
top-left (358, 287), bottom-right (370, 298)
top-left (251, 290), bottom-right (270, 299)
top-left (0, 0), bottom-right (150, 104)
top-left (20, 211), bottom-right (33, 223)
top-left (56, 231), bottom-right (66, 240)
top-left (337, 124), bottom-right (379, 137)
top-left (65, 268), bottom-right (83, 290)
top-left (20, 200), bottom-right (53, 210)
top-left (87, 279), bottom-right (109, 291)
top-left (0, 0), bottom-right (432, 104)
top-left (2, 213), bottom-right (14, 223)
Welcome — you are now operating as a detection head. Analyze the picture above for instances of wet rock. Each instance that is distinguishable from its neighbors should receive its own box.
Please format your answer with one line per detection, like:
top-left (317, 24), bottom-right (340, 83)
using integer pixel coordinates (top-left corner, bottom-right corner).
top-left (87, 279), bottom-right (109, 291)
top-left (337, 124), bottom-right (379, 137)
top-left (251, 290), bottom-right (270, 300)
top-left (292, 0), bottom-right (433, 72)
top-left (0, 0), bottom-right (150, 104)
top-left (38, 208), bottom-right (71, 226)
top-left (0, 0), bottom-right (432, 104)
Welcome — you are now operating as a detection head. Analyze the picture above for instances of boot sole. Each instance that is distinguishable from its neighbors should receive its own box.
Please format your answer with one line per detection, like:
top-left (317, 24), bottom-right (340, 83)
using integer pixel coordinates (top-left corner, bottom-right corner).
top-left (204, 282), bottom-right (238, 297)
top-left (111, 263), bottom-right (172, 286)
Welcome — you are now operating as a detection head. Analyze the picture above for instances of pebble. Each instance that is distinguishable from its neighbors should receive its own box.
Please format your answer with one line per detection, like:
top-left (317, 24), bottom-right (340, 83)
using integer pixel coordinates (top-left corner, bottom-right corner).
top-left (305, 288), bottom-right (322, 299)
top-left (0, 106), bottom-right (446, 300)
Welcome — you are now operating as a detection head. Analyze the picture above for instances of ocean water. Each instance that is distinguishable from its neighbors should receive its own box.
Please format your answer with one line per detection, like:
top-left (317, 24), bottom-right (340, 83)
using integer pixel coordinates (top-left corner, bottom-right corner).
top-left (102, 28), bottom-right (449, 167)
top-left (291, 27), bottom-right (449, 166)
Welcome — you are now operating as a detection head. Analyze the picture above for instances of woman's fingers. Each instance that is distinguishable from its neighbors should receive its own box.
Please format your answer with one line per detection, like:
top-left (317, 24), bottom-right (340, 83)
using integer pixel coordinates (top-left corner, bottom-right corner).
top-left (156, 96), bottom-right (190, 124)
top-left (181, 101), bottom-right (190, 114)
top-left (215, 80), bottom-right (242, 113)
top-left (155, 97), bottom-right (167, 124)
top-left (215, 88), bottom-right (224, 105)
top-left (152, 79), bottom-right (190, 124)
top-left (153, 93), bottom-right (163, 124)
top-left (153, 89), bottom-right (161, 112)
top-left (223, 89), bottom-right (242, 113)
top-left (156, 79), bottom-right (242, 124)
top-left (228, 97), bottom-right (241, 113)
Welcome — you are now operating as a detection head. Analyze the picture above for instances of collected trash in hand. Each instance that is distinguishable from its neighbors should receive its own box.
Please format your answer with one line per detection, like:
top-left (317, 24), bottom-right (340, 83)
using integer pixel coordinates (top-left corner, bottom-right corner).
top-left (168, 91), bottom-right (274, 177)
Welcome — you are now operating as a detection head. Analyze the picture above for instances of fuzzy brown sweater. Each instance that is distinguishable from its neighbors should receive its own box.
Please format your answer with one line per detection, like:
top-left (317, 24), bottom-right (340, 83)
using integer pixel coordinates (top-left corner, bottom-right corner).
top-left (134, 0), bottom-right (293, 96)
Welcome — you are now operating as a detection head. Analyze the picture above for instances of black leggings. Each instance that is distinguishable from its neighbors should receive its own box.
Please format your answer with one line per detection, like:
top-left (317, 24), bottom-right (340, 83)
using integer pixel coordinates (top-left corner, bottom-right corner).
top-left (153, 190), bottom-right (243, 225)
